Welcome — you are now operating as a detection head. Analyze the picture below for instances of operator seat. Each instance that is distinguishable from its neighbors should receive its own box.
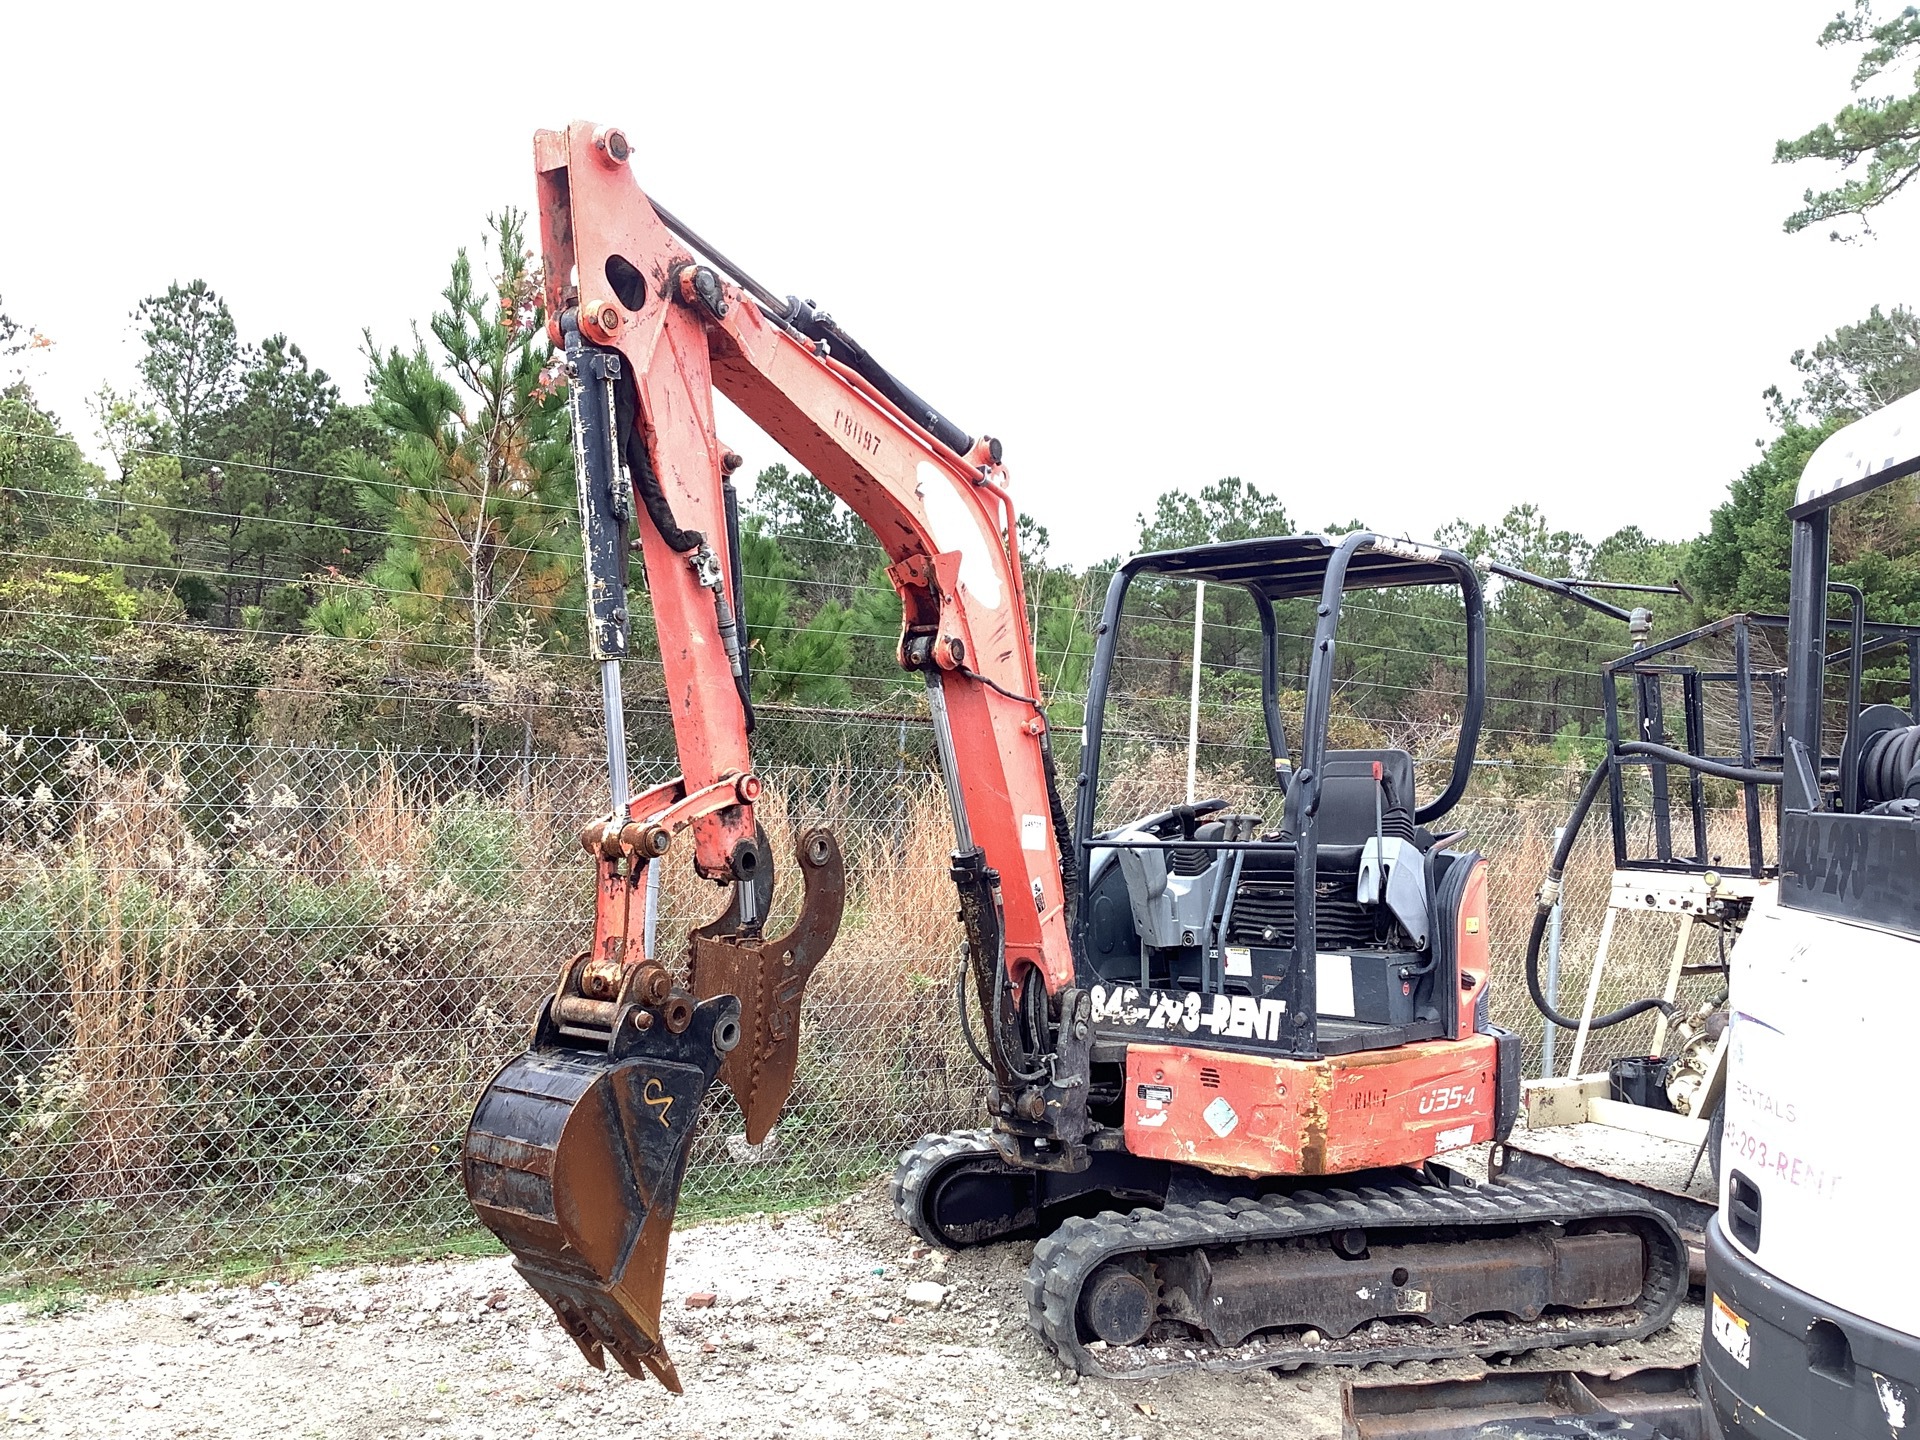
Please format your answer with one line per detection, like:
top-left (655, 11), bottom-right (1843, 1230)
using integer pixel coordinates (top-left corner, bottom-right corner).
top-left (1313, 749), bottom-right (1432, 951)
top-left (1313, 749), bottom-right (1418, 847)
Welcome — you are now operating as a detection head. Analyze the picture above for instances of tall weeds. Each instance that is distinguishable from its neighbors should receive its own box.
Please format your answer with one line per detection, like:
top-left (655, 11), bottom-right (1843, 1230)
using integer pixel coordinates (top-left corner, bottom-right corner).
top-left (0, 736), bottom-right (1769, 1280)
top-left (55, 851), bottom-right (199, 1202)
top-left (796, 785), bottom-right (978, 1139)
top-left (51, 753), bottom-right (208, 1206)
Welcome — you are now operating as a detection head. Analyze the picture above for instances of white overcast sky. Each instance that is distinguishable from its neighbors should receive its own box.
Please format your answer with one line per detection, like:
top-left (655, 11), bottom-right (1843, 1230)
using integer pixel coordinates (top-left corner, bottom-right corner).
top-left (4, 1), bottom-right (1916, 567)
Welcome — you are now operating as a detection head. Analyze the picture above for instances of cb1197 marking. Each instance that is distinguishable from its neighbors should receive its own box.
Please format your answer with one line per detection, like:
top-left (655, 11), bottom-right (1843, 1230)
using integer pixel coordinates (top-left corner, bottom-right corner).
top-left (834, 408), bottom-right (881, 456)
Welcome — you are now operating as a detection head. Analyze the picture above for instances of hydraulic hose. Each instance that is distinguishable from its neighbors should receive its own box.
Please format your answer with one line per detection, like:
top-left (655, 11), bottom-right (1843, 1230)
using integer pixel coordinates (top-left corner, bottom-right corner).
top-left (1525, 757), bottom-right (1675, 1033)
top-left (1525, 744), bottom-right (1780, 1034)
top-left (612, 378), bottom-right (703, 554)
top-left (1039, 731), bottom-right (1078, 932)
top-left (721, 477), bottom-right (756, 733)
top-left (952, 894), bottom-right (1049, 1084)
top-left (954, 950), bottom-right (997, 1077)
top-left (1615, 740), bottom-right (1780, 787)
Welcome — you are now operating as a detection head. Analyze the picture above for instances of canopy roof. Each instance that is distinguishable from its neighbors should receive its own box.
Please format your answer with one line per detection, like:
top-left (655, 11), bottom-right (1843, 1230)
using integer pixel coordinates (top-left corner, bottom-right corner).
top-left (1123, 533), bottom-right (1468, 597)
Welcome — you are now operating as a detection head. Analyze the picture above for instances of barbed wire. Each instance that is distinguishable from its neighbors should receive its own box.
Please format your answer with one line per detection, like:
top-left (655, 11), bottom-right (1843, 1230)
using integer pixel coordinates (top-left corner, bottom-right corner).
top-left (0, 424), bottom-right (579, 517)
top-left (0, 673), bottom-right (1605, 778)
top-left (0, 637), bottom-right (1612, 734)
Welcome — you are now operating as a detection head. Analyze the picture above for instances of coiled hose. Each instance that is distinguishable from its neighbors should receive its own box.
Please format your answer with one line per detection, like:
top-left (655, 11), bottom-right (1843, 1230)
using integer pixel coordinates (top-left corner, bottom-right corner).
top-left (1526, 742), bottom-right (1779, 1033)
top-left (1861, 722), bottom-right (1920, 807)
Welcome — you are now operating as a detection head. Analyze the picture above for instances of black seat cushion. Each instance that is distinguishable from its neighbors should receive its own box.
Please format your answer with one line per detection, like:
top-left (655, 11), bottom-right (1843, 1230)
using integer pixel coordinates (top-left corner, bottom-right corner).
top-left (1316, 749), bottom-right (1417, 848)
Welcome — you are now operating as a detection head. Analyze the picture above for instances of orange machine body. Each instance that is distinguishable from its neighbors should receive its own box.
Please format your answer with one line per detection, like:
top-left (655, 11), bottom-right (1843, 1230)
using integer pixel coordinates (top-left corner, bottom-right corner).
top-left (1115, 856), bottom-right (1499, 1175)
top-left (1122, 1034), bottom-right (1499, 1177)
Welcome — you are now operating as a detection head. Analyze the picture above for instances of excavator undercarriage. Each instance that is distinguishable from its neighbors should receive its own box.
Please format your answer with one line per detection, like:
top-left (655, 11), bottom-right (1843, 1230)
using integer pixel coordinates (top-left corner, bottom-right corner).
top-left (896, 1131), bottom-right (1685, 1378)
top-left (459, 117), bottom-right (1690, 1391)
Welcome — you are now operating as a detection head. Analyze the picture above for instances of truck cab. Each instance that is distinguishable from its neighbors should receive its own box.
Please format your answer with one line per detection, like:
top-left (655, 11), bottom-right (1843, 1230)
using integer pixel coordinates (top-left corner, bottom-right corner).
top-left (1703, 390), bottom-right (1920, 1440)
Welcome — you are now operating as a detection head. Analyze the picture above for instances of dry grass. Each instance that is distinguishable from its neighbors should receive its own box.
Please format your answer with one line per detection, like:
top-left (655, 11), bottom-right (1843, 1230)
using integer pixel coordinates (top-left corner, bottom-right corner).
top-left (798, 786), bottom-right (979, 1136)
top-left (335, 757), bottom-right (433, 882)
top-left (52, 756), bottom-right (206, 1205)
top-left (0, 735), bottom-right (1774, 1281)
top-left (56, 863), bottom-right (198, 1203)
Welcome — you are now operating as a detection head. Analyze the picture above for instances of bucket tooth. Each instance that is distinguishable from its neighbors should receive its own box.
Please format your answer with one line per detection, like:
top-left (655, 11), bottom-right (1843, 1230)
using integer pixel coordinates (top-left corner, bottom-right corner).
top-left (461, 994), bottom-right (740, 1392)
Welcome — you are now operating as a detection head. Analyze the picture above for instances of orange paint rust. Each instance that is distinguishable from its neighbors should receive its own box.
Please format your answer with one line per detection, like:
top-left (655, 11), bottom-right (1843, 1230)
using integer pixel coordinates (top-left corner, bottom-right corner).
top-left (1123, 1035), bottom-right (1499, 1177)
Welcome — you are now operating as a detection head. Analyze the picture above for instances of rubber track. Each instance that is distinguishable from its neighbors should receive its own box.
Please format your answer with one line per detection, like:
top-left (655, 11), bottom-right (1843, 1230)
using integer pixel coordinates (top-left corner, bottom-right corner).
top-left (889, 1130), bottom-right (996, 1249)
top-left (1025, 1173), bottom-right (1687, 1381)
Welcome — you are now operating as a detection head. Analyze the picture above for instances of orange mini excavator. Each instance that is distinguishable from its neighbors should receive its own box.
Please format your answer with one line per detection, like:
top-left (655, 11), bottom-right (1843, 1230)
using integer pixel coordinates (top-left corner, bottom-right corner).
top-left (461, 120), bottom-right (1685, 1391)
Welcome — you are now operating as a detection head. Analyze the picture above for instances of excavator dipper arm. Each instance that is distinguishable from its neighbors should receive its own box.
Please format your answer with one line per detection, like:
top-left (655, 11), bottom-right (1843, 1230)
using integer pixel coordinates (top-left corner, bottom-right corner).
top-left (463, 120), bottom-right (1087, 1391)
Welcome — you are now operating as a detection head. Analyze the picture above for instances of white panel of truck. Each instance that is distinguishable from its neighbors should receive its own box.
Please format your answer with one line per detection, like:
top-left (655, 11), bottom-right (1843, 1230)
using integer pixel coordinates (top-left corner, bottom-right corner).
top-left (1720, 883), bottom-right (1918, 1337)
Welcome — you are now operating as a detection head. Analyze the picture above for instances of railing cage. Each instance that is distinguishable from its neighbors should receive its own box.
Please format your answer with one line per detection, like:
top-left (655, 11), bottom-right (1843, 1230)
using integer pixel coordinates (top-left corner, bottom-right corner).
top-left (1599, 605), bottom-right (1920, 878)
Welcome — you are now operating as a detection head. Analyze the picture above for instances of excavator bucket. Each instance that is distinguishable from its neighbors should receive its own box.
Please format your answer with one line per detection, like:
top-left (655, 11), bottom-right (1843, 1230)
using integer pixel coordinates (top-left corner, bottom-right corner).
top-left (463, 994), bottom-right (740, 1392)
top-left (463, 827), bottom-right (845, 1392)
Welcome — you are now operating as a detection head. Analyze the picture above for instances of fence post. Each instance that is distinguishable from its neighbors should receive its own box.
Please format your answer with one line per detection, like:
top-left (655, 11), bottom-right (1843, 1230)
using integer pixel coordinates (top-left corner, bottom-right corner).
top-left (1185, 581), bottom-right (1206, 803)
top-left (1541, 825), bottom-right (1565, 1079)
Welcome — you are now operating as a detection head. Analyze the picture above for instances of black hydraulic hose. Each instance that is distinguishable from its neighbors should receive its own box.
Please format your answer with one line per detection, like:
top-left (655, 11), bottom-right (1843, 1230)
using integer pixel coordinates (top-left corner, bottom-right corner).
top-left (612, 379), bottom-right (703, 554)
top-left (955, 662), bottom-right (1041, 709)
top-left (954, 952), bottom-right (997, 1077)
top-left (952, 872), bottom-right (1049, 1084)
top-left (1525, 757), bottom-right (1676, 1033)
top-left (1526, 742), bottom-right (1779, 1033)
top-left (1040, 731), bottom-right (1078, 930)
top-left (1616, 740), bottom-right (1781, 787)
top-left (630, 431), bottom-right (703, 552)
top-left (1524, 738), bottom-right (1778, 1034)
top-left (722, 477), bottom-right (756, 733)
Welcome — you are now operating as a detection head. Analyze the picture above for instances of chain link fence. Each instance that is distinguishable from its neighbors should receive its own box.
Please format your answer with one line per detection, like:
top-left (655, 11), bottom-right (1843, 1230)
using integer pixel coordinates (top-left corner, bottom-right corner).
top-left (0, 731), bottom-right (1752, 1286)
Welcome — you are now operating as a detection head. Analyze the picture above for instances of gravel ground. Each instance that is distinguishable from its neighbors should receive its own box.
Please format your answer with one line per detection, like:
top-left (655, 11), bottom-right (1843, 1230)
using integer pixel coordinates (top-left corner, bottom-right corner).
top-left (0, 1178), bottom-right (1703, 1440)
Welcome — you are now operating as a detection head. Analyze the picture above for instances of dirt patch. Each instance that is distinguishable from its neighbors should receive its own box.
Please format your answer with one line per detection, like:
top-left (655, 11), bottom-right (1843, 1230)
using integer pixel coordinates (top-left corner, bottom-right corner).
top-left (0, 1179), bottom-right (1702, 1440)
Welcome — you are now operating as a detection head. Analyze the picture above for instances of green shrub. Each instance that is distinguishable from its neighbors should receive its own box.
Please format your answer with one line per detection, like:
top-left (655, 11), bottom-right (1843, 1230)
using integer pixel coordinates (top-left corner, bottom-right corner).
top-left (426, 796), bottom-right (522, 902)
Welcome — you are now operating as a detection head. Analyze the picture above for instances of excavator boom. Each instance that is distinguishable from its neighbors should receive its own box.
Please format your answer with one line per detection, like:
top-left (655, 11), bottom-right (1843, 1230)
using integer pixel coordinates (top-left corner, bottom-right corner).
top-left (462, 120), bottom-right (1086, 1390)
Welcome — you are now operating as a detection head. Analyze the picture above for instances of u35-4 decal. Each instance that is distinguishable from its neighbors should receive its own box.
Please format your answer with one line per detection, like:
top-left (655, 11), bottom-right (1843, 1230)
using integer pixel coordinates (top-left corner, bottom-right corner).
top-left (1417, 1084), bottom-right (1475, 1114)
top-left (1090, 983), bottom-right (1287, 1043)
